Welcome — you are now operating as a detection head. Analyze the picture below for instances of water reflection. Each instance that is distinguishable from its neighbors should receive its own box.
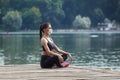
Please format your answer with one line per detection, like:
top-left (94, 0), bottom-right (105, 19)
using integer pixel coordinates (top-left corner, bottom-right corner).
top-left (0, 53), bottom-right (4, 65)
top-left (0, 32), bottom-right (120, 70)
top-left (0, 34), bottom-right (40, 64)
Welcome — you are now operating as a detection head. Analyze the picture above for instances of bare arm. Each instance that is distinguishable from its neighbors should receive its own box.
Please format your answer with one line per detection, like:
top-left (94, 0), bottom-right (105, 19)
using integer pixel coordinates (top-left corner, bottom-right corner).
top-left (54, 44), bottom-right (68, 55)
top-left (54, 44), bottom-right (73, 61)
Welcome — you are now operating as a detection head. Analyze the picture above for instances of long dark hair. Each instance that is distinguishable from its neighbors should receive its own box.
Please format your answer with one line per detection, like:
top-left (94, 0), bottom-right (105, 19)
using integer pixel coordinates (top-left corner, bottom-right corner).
top-left (39, 22), bottom-right (50, 39)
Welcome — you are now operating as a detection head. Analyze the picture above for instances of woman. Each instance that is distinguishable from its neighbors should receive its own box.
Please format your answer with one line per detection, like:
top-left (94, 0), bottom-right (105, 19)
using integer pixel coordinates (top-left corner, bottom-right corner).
top-left (39, 22), bottom-right (73, 68)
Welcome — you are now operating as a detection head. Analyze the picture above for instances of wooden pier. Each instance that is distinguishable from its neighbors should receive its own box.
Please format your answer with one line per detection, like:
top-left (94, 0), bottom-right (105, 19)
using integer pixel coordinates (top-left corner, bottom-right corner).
top-left (0, 64), bottom-right (120, 80)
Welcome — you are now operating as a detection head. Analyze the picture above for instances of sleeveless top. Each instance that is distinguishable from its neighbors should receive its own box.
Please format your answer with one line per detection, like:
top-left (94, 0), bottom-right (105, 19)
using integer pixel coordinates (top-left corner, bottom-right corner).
top-left (42, 38), bottom-right (55, 51)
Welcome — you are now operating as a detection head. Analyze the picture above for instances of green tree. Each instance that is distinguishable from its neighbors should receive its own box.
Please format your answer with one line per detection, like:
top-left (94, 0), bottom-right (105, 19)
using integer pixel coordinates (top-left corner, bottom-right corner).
top-left (91, 8), bottom-right (105, 25)
top-left (0, 0), bottom-right (10, 30)
top-left (22, 6), bottom-right (41, 30)
top-left (2, 10), bottom-right (22, 31)
top-left (115, 0), bottom-right (120, 23)
top-left (41, 0), bottom-right (65, 27)
top-left (72, 15), bottom-right (91, 29)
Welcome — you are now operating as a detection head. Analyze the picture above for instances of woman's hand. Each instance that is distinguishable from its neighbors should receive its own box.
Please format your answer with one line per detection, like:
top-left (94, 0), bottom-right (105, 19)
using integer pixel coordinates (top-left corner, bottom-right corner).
top-left (67, 53), bottom-right (73, 61)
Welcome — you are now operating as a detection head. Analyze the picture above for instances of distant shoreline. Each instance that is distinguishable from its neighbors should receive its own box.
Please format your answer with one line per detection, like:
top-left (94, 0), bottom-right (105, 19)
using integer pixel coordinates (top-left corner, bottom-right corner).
top-left (0, 30), bottom-right (120, 35)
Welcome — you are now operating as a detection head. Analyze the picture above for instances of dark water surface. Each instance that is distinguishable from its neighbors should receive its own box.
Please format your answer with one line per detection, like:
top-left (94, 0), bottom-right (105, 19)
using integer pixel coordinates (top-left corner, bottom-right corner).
top-left (0, 32), bottom-right (120, 70)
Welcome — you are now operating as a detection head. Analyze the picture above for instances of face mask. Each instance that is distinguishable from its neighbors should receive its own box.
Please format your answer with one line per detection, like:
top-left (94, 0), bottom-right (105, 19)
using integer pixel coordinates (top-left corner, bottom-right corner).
top-left (49, 29), bottom-right (53, 34)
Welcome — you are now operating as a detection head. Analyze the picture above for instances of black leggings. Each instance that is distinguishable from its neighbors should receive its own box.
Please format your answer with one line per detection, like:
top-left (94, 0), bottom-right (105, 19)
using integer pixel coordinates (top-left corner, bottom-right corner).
top-left (40, 54), bottom-right (67, 68)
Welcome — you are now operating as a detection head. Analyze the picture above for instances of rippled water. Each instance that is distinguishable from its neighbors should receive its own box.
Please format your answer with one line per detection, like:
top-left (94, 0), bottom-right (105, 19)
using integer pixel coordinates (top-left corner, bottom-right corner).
top-left (0, 31), bottom-right (120, 70)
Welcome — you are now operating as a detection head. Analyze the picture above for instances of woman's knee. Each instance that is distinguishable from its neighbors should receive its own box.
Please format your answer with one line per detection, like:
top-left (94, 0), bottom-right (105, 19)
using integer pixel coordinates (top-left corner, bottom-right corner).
top-left (53, 55), bottom-right (59, 61)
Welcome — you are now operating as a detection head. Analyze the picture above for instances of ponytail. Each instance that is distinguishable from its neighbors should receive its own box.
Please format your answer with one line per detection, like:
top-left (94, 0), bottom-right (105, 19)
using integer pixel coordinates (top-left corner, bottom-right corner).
top-left (39, 24), bottom-right (43, 39)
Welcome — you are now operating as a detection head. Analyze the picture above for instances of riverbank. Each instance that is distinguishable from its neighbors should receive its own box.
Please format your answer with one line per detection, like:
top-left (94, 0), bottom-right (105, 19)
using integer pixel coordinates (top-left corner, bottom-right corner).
top-left (0, 30), bottom-right (120, 35)
top-left (0, 64), bottom-right (120, 80)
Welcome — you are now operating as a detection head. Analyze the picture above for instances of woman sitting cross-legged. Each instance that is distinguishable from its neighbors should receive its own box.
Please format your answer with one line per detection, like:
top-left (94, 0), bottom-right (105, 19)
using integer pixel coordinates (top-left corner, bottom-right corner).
top-left (39, 22), bottom-right (73, 68)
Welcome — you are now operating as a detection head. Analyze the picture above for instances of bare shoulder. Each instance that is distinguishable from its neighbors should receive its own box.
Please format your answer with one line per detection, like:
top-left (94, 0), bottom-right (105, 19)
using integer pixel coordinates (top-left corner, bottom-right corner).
top-left (41, 37), bottom-right (47, 44)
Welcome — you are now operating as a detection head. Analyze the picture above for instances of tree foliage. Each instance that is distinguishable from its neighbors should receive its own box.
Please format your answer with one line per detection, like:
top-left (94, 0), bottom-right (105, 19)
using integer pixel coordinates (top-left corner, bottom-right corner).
top-left (22, 7), bottom-right (41, 30)
top-left (2, 11), bottom-right (22, 31)
top-left (73, 15), bottom-right (91, 29)
top-left (0, 0), bottom-right (120, 31)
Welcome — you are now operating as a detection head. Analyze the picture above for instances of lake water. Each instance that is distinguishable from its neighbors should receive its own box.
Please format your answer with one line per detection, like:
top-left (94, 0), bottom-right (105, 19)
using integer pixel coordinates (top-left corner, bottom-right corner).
top-left (0, 31), bottom-right (120, 70)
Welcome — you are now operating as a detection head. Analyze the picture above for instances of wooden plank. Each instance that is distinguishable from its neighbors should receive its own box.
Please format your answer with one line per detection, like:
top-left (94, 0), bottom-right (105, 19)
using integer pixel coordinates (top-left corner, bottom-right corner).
top-left (0, 64), bottom-right (120, 80)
